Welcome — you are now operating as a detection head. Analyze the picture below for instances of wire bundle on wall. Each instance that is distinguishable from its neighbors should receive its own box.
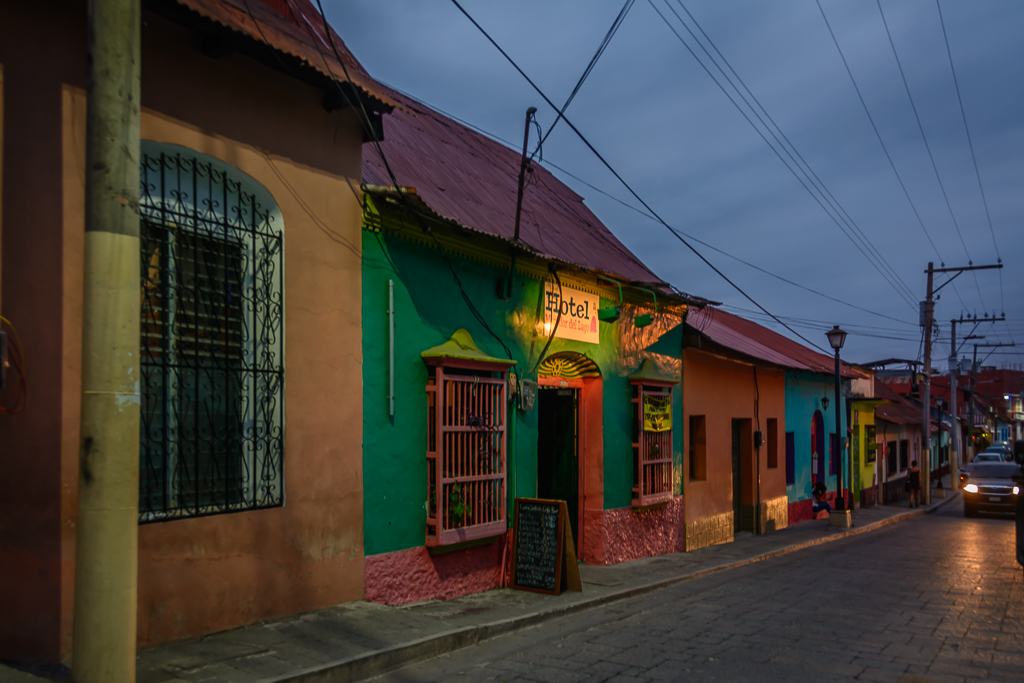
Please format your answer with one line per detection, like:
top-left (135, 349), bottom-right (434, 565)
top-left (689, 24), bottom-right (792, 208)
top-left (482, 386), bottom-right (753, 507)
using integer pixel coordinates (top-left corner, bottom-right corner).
top-left (0, 316), bottom-right (27, 414)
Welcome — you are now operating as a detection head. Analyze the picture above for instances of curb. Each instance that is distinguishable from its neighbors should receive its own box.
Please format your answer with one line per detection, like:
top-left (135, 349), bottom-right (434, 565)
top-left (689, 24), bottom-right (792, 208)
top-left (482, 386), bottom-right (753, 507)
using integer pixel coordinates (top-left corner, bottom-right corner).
top-left (271, 494), bottom-right (961, 683)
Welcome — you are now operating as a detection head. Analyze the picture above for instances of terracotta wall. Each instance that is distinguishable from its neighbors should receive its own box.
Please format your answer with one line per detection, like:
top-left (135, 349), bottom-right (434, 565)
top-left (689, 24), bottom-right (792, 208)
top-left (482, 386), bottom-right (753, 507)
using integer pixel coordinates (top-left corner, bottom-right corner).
top-left (1, 3), bottom-right (367, 660)
top-left (681, 349), bottom-right (786, 525)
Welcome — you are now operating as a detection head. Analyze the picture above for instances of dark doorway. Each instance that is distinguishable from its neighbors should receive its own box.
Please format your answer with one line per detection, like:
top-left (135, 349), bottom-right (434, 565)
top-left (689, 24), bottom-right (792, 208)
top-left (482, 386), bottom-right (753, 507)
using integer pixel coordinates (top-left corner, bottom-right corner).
top-left (731, 420), bottom-right (742, 531)
top-left (812, 410), bottom-right (825, 484)
top-left (537, 387), bottom-right (580, 547)
top-left (732, 418), bottom-right (754, 533)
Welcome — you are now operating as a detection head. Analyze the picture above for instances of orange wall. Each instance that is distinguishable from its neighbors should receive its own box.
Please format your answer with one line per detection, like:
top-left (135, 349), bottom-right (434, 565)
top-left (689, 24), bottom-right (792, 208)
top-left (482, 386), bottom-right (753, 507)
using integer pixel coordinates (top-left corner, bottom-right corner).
top-left (682, 349), bottom-right (786, 522)
top-left (2, 3), bottom-right (367, 660)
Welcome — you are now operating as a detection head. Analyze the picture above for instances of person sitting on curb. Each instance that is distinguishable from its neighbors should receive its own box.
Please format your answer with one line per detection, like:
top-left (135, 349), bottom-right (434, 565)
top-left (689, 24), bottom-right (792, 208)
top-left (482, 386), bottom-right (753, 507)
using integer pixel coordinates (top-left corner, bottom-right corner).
top-left (812, 482), bottom-right (832, 515)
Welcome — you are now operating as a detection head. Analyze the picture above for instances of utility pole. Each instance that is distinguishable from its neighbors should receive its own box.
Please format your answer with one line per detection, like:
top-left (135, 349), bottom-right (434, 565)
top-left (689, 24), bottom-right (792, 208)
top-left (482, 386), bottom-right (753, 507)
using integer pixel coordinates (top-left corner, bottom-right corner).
top-left (966, 342), bottom-right (1016, 461)
top-left (949, 315), bottom-right (1005, 486)
top-left (919, 261), bottom-right (1002, 505)
top-left (72, 0), bottom-right (141, 681)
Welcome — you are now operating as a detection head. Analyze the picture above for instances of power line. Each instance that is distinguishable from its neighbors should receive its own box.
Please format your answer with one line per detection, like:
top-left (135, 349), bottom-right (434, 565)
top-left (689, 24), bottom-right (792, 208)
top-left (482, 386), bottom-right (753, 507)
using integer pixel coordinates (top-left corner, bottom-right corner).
top-left (646, 0), bottom-right (918, 310)
top-left (876, 1), bottom-right (988, 313)
top-left (305, 0), bottom-right (516, 362)
top-left (935, 0), bottom-right (1000, 263)
top-left (672, 0), bottom-right (919, 307)
top-left (816, 0), bottom-right (972, 314)
top-left (449, 0), bottom-right (835, 355)
top-left (936, 0), bottom-right (1005, 317)
top-left (373, 80), bottom-right (919, 329)
top-left (533, 0), bottom-right (636, 159)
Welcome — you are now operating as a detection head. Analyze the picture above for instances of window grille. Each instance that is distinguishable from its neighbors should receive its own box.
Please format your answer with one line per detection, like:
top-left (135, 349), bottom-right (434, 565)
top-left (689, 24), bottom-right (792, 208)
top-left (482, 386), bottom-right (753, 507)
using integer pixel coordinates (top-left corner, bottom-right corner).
top-left (425, 363), bottom-right (508, 546)
top-left (631, 383), bottom-right (674, 507)
top-left (138, 151), bottom-right (284, 522)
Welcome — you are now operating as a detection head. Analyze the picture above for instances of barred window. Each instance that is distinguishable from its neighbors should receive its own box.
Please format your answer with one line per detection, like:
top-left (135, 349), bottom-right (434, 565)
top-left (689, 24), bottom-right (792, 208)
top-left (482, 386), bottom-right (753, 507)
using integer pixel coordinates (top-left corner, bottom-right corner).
top-left (138, 147), bottom-right (284, 522)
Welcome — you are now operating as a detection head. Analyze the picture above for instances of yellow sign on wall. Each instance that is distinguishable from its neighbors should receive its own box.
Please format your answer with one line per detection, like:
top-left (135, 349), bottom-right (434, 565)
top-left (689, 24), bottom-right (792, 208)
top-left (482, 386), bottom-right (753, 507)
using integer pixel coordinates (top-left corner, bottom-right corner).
top-left (643, 395), bottom-right (672, 432)
top-left (544, 283), bottom-right (600, 345)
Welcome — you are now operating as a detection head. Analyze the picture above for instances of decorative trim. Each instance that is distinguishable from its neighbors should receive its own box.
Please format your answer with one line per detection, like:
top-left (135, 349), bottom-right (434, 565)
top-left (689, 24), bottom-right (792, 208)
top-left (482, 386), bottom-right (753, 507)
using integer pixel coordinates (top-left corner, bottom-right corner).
top-left (538, 352), bottom-right (601, 379)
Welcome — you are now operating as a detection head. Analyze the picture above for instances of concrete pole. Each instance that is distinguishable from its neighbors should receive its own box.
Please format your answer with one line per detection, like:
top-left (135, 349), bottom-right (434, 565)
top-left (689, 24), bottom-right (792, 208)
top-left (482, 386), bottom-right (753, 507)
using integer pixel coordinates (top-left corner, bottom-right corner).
top-left (920, 263), bottom-right (934, 505)
top-left (72, 0), bottom-right (141, 681)
top-left (949, 322), bottom-right (959, 489)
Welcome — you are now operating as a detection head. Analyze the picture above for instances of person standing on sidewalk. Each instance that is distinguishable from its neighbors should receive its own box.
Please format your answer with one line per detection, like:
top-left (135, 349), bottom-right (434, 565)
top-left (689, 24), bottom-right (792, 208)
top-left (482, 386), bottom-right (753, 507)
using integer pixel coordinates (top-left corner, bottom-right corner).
top-left (908, 460), bottom-right (921, 508)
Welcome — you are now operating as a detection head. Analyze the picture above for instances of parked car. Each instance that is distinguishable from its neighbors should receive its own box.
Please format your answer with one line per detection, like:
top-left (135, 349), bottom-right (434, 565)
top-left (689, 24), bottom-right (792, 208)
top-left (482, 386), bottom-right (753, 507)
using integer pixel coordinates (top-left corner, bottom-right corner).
top-left (962, 462), bottom-right (1020, 517)
top-left (974, 452), bottom-right (1005, 463)
top-left (982, 444), bottom-right (1014, 462)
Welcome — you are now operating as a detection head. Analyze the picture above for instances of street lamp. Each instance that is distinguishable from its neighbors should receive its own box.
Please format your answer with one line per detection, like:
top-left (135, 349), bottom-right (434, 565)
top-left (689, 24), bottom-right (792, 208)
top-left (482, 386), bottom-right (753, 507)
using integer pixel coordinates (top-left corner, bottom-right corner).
top-left (826, 325), bottom-right (848, 510)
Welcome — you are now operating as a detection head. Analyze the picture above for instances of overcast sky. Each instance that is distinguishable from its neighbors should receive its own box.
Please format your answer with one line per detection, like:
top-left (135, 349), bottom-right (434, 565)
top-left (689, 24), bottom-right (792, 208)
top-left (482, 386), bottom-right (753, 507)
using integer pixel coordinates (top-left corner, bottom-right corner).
top-left (323, 0), bottom-right (1023, 368)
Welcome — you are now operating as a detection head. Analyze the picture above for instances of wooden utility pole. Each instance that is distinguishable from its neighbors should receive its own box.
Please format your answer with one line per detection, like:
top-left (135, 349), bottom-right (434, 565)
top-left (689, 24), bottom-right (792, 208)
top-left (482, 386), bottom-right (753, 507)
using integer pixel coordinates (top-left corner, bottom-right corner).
top-left (72, 0), bottom-right (141, 681)
top-left (920, 262), bottom-right (1003, 503)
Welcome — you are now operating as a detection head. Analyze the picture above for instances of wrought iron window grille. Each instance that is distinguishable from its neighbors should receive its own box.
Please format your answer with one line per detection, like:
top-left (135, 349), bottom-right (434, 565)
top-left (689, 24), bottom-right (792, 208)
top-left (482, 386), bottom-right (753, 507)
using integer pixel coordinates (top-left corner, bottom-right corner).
top-left (138, 150), bottom-right (284, 523)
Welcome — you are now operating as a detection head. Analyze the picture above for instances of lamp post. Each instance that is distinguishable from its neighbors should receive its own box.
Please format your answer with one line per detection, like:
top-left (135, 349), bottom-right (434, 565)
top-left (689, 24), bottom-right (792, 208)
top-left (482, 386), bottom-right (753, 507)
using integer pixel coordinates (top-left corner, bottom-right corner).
top-left (826, 325), bottom-right (848, 510)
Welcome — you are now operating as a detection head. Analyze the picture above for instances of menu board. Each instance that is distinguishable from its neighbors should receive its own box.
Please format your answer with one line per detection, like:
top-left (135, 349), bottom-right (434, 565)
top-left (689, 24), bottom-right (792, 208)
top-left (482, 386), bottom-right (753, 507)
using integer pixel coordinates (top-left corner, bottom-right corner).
top-left (511, 498), bottom-right (582, 596)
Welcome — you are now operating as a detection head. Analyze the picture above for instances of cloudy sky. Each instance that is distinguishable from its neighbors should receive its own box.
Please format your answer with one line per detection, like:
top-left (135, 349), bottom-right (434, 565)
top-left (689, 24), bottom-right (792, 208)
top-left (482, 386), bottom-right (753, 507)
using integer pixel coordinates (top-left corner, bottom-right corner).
top-left (323, 0), bottom-right (1023, 368)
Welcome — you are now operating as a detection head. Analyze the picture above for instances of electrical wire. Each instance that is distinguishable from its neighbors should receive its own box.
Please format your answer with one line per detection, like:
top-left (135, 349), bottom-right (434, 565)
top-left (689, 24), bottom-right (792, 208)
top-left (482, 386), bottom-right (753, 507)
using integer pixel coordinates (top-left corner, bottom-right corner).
top-left (449, 0), bottom-right (836, 356)
top-left (670, 0), bottom-right (918, 308)
top-left (531, 0), bottom-right (636, 160)
top-left (815, 0), bottom-right (971, 315)
top-left (648, 0), bottom-right (917, 309)
top-left (371, 79), bottom-right (918, 330)
top-left (305, 0), bottom-right (515, 364)
top-left (935, 0), bottom-right (1000, 264)
top-left (876, 1), bottom-right (988, 313)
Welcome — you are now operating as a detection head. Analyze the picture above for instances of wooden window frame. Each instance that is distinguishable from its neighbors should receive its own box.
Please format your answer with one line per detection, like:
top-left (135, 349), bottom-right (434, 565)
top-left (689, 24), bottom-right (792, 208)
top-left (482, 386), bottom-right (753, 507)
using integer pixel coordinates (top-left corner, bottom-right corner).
top-left (631, 380), bottom-right (675, 507)
top-left (424, 358), bottom-right (508, 547)
top-left (689, 415), bottom-right (707, 481)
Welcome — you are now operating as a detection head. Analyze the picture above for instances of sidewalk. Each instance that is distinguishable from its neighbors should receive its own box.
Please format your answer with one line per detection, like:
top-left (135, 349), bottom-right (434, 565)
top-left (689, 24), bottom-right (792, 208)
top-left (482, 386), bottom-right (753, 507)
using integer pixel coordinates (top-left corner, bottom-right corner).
top-left (3, 489), bottom-right (959, 683)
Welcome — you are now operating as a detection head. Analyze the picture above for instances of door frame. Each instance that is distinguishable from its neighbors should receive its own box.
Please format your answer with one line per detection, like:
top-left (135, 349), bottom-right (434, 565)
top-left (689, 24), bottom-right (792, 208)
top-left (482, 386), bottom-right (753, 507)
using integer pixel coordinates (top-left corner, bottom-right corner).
top-left (538, 376), bottom-right (585, 558)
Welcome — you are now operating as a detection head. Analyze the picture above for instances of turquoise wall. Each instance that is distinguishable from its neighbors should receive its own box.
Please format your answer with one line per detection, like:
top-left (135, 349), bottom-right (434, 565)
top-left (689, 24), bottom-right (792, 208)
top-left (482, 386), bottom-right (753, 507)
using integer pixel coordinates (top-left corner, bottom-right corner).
top-left (784, 371), bottom-right (846, 503)
top-left (362, 228), bottom-right (682, 557)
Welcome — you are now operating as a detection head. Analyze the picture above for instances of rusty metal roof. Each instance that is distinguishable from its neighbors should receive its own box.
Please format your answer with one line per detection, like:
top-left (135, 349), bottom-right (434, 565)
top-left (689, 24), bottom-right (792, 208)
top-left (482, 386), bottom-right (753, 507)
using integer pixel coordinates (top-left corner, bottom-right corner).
top-left (685, 307), bottom-right (862, 377)
top-left (362, 87), bottom-right (668, 287)
top-left (173, 0), bottom-right (396, 109)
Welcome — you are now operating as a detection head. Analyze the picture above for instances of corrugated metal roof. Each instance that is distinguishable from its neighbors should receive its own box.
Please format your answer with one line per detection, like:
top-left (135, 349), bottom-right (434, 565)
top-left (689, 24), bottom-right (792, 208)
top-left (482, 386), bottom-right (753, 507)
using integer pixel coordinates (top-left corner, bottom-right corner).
top-left (685, 307), bottom-right (862, 376)
top-left (174, 0), bottom-right (396, 109)
top-left (362, 87), bottom-right (667, 286)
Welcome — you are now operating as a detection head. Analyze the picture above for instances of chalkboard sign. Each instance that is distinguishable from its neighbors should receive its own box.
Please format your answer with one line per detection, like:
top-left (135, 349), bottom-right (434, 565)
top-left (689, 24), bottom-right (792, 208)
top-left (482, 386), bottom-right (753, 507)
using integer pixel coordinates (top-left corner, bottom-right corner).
top-left (511, 498), bottom-right (582, 595)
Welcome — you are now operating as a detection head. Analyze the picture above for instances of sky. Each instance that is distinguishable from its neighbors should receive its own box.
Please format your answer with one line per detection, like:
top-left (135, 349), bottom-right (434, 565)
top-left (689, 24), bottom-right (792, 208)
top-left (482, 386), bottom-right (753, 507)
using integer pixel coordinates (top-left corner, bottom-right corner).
top-left (322, 0), bottom-right (1024, 369)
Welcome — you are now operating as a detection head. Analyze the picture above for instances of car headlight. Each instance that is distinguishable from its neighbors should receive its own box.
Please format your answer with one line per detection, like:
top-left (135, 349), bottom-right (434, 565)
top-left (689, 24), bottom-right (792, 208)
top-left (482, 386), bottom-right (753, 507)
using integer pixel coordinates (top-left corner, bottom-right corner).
top-left (1014, 486), bottom-right (1020, 495)
top-left (964, 484), bottom-right (979, 493)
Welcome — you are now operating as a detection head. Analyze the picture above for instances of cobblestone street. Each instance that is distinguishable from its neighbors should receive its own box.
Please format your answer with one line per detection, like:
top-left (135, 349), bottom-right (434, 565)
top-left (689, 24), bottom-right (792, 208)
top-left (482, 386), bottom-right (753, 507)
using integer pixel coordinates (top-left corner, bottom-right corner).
top-left (375, 503), bottom-right (1023, 683)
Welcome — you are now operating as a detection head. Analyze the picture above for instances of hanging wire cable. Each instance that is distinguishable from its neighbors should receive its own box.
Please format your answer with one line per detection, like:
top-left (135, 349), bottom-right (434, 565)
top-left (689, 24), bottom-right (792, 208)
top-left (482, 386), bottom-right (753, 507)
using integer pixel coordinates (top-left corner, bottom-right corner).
top-left (876, 1), bottom-right (989, 313)
top-left (450, 0), bottom-right (837, 355)
top-left (935, 0), bottom-right (1005, 316)
top-left (815, 0), bottom-right (971, 314)
top-left (671, 0), bottom-right (918, 306)
top-left (645, 0), bottom-right (917, 310)
top-left (374, 80), bottom-right (917, 329)
top-left (303, 0), bottom-right (515, 362)
top-left (935, 0), bottom-right (1001, 266)
top-left (531, 0), bottom-right (636, 160)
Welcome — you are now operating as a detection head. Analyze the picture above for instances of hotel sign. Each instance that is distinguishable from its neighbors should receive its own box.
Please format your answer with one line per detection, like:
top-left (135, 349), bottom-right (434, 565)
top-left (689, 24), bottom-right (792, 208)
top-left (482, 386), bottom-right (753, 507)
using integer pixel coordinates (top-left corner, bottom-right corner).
top-left (544, 282), bottom-right (600, 345)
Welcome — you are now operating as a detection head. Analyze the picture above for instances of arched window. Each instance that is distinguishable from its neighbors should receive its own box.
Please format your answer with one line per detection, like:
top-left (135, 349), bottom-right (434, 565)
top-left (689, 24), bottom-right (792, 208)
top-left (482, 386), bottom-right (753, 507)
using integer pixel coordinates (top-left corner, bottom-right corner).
top-left (138, 143), bottom-right (284, 521)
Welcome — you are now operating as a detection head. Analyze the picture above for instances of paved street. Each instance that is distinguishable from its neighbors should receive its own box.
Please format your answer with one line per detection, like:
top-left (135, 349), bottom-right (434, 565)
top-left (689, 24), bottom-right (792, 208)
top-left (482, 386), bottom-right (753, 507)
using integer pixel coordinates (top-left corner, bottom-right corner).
top-left (374, 503), bottom-right (1023, 683)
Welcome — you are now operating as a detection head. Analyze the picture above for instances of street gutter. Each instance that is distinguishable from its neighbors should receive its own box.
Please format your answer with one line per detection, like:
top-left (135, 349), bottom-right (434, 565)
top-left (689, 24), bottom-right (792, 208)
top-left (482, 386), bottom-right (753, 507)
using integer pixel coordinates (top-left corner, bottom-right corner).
top-left (270, 493), bottom-right (961, 683)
